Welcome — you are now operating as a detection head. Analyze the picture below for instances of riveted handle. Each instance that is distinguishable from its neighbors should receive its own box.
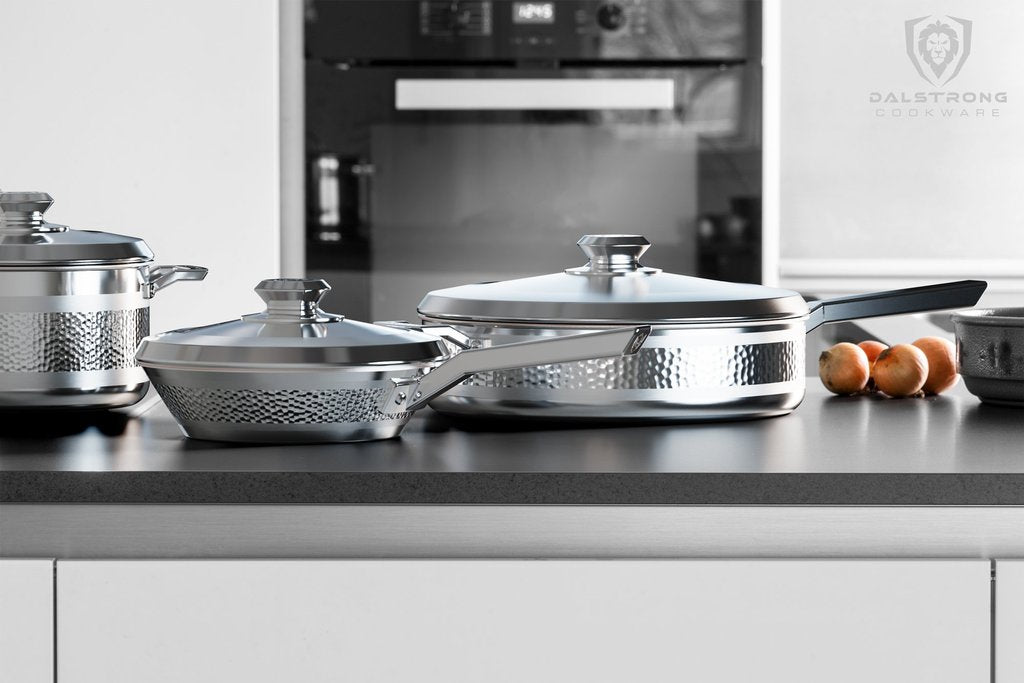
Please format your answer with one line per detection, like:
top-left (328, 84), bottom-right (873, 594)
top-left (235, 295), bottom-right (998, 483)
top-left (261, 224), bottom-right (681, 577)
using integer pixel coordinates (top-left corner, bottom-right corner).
top-left (247, 278), bottom-right (342, 322)
top-left (143, 265), bottom-right (208, 299)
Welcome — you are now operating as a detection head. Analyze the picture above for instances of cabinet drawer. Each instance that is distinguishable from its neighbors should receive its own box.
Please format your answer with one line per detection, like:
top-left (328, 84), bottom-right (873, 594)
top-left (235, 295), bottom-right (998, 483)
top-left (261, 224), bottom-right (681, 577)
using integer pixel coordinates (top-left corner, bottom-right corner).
top-left (996, 560), bottom-right (1024, 681)
top-left (57, 559), bottom-right (989, 683)
top-left (0, 559), bottom-right (53, 683)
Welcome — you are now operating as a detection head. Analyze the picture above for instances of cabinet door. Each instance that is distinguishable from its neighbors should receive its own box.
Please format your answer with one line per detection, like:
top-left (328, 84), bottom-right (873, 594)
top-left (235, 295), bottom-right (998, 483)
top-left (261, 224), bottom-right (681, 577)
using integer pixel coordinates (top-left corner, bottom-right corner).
top-left (0, 559), bottom-right (53, 683)
top-left (57, 560), bottom-right (988, 683)
top-left (997, 560), bottom-right (1024, 681)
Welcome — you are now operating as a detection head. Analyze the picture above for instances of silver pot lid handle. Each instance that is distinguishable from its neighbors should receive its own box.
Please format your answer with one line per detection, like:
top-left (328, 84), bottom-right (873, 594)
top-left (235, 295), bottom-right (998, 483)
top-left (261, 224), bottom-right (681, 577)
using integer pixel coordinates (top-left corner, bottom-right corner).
top-left (0, 191), bottom-right (67, 235)
top-left (243, 278), bottom-right (344, 323)
top-left (566, 234), bottom-right (660, 276)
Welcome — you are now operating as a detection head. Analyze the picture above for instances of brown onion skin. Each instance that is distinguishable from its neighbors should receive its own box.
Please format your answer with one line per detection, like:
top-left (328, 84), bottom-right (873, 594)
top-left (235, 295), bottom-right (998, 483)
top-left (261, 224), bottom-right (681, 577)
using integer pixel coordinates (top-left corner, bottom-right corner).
top-left (912, 336), bottom-right (959, 395)
top-left (873, 344), bottom-right (928, 398)
top-left (818, 343), bottom-right (870, 395)
top-left (858, 340), bottom-right (888, 365)
top-left (857, 340), bottom-right (889, 391)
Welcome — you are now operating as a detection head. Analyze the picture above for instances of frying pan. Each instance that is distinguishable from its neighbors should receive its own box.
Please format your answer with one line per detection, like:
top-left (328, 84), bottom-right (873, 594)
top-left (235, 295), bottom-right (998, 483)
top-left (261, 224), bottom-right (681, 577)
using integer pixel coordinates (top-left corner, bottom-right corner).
top-left (136, 278), bottom-right (649, 443)
top-left (417, 234), bottom-right (987, 422)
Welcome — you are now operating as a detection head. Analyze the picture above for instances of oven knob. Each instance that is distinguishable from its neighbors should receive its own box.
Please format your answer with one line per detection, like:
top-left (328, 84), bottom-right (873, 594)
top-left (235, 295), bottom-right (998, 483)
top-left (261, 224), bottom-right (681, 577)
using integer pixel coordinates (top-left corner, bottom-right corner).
top-left (596, 3), bottom-right (626, 31)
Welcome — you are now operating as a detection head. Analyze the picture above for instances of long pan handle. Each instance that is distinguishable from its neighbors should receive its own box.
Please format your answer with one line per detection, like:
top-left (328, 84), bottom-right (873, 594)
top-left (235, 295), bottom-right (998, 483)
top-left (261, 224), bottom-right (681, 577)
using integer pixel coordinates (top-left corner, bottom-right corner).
top-left (383, 326), bottom-right (651, 413)
top-left (805, 280), bottom-right (987, 333)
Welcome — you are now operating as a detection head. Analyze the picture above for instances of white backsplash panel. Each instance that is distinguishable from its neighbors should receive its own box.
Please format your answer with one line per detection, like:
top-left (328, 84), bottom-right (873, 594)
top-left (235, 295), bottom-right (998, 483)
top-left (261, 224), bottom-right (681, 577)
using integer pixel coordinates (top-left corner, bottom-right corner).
top-left (0, 0), bottom-right (281, 333)
top-left (776, 0), bottom-right (1024, 298)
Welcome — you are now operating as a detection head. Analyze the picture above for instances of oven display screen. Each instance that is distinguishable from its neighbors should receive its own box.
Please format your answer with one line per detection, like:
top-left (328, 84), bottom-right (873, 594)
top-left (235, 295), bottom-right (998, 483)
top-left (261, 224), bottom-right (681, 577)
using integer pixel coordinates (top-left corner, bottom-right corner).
top-left (512, 2), bottom-right (555, 24)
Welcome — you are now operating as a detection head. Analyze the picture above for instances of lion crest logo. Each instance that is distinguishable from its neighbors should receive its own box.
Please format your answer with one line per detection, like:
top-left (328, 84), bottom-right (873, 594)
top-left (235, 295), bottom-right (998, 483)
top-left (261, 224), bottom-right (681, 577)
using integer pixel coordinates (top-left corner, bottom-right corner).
top-left (905, 15), bottom-right (973, 86)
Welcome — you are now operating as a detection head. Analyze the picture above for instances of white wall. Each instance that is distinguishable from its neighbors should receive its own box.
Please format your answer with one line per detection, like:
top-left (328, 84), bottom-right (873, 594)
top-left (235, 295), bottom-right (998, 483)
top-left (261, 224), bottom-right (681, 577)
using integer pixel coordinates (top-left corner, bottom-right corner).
top-left (0, 0), bottom-right (280, 332)
top-left (775, 0), bottom-right (1024, 301)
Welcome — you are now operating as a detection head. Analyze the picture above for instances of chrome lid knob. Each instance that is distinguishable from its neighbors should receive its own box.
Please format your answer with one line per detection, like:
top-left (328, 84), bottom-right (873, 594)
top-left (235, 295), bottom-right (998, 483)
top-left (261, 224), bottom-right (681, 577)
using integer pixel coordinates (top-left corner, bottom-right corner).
top-left (248, 278), bottom-right (343, 322)
top-left (0, 191), bottom-right (64, 234)
top-left (568, 234), bottom-right (657, 275)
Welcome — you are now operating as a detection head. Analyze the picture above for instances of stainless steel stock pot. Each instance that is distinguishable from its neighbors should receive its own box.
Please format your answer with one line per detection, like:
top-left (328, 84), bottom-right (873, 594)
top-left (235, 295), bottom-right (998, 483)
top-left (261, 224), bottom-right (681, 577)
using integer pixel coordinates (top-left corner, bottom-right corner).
top-left (418, 234), bottom-right (986, 422)
top-left (137, 278), bottom-right (648, 443)
top-left (0, 191), bottom-right (207, 409)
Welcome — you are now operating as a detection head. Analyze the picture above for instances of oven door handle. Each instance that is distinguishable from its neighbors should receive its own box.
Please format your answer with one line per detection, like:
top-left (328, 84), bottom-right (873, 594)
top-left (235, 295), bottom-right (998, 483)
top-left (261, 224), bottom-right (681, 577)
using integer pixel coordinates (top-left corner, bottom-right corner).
top-left (394, 78), bottom-right (675, 111)
top-left (311, 155), bottom-right (374, 238)
top-left (313, 155), bottom-right (341, 228)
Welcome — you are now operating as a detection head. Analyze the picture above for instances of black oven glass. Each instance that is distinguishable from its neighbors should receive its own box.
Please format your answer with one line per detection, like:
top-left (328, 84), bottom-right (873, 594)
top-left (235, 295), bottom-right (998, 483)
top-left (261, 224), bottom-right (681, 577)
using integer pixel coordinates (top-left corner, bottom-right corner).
top-left (306, 0), bottom-right (762, 321)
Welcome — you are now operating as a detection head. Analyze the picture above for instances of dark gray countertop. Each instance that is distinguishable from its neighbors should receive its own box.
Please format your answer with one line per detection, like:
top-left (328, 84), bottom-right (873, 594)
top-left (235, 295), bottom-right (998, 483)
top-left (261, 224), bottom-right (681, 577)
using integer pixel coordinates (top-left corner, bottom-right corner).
top-left (3, 328), bottom-right (1024, 505)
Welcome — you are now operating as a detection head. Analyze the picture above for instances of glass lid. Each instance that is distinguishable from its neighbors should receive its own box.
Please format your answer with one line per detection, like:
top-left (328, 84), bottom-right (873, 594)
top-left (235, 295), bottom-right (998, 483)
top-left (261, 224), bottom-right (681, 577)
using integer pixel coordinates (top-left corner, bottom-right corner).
top-left (417, 234), bottom-right (809, 325)
top-left (136, 279), bottom-right (449, 368)
top-left (0, 192), bottom-right (153, 266)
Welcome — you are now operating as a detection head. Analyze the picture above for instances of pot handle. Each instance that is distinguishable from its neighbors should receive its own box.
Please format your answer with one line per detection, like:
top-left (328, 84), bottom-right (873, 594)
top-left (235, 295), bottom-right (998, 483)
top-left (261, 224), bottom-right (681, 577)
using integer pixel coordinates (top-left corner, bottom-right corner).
top-left (143, 265), bottom-right (209, 299)
top-left (383, 326), bottom-right (651, 413)
top-left (805, 280), bottom-right (987, 333)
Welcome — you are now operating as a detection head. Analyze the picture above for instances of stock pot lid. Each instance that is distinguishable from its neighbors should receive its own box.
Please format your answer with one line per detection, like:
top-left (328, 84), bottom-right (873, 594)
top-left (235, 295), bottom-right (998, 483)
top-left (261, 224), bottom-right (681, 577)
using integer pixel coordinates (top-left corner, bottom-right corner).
top-left (136, 278), bottom-right (448, 368)
top-left (418, 235), bottom-right (809, 325)
top-left (0, 192), bottom-right (153, 265)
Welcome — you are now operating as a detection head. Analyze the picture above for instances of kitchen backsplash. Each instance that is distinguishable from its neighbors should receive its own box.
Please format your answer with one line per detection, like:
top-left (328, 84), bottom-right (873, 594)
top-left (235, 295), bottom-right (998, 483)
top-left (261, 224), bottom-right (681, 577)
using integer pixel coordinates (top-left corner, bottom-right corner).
top-left (777, 0), bottom-right (1024, 302)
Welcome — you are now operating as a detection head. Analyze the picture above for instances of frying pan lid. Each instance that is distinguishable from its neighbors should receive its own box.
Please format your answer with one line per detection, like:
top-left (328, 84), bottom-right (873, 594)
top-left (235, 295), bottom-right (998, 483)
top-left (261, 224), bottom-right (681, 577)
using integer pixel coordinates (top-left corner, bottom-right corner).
top-left (418, 235), bottom-right (808, 325)
top-left (137, 279), bottom-right (448, 368)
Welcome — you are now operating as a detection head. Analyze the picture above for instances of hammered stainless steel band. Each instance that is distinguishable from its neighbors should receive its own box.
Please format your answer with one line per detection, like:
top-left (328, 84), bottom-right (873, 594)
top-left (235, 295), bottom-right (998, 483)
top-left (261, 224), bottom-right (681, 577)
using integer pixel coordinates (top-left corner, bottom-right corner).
top-left (0, 308), bottom-right (149, 373)
top-left (462, 341), bottom-right (802, 391)
top-left (423, 322), bottom-right (807, 421)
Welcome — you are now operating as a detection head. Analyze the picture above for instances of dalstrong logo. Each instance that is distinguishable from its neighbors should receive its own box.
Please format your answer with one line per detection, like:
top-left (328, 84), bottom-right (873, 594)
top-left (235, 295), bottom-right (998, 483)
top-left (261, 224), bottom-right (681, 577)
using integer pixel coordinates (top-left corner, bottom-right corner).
top-left (905, 15), bottom-right (972, 86)
top-left (872, 14), bottom-right (1004, 119)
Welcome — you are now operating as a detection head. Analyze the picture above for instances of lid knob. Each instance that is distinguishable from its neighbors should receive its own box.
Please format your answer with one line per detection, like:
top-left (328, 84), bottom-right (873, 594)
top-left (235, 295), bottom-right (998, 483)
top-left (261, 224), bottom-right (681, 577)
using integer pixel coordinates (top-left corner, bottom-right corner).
top-left (250, 278), bottom-right (343, 322)
top-left (573, 234), bottom-right (651, 274)
top-left (0, 191), bottom-right (65, 235)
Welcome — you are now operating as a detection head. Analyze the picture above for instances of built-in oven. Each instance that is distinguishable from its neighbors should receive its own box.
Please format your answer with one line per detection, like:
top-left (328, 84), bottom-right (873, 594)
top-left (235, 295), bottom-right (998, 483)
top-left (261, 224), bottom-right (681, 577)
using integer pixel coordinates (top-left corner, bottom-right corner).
top-left (306, 0), bottom-right (762, 321)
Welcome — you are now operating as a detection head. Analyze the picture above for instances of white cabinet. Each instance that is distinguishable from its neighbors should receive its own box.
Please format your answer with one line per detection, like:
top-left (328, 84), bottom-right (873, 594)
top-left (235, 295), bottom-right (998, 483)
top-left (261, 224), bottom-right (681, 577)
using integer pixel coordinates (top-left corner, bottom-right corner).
top-left (0, 559), bottom-right (53, 683)
top-left (996, 560), bottom-right (1024, 681)
top-left (57, 559), bottom-right (989, 683)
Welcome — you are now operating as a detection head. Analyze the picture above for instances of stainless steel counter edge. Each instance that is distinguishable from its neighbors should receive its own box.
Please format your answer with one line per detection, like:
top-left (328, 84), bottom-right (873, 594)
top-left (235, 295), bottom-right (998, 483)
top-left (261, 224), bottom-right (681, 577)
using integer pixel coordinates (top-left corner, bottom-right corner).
top-left (5, 504), bottom-right (1024, 559)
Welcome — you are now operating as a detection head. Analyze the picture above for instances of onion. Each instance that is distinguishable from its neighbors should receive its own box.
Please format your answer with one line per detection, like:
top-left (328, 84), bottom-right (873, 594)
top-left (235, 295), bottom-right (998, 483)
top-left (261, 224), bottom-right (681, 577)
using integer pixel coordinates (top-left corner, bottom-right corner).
top-left (912, 336), bottom-right (959, 395)
top-left (873, 344), bottom-right (928, 398)
top-left (857, 340), bottom-right (888, 392)
top-left (857, 340), bottom-right (888, 365)
top-left (818, 342), bottom-right (870, 395)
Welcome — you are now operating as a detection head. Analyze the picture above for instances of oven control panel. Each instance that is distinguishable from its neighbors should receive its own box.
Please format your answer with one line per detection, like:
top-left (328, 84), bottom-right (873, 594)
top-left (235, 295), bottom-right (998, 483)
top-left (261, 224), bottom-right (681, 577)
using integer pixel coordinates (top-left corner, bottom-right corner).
top-left (418, 0), bottom-right (650, 46)
top-left (307, 1), bottom-right (746, 62)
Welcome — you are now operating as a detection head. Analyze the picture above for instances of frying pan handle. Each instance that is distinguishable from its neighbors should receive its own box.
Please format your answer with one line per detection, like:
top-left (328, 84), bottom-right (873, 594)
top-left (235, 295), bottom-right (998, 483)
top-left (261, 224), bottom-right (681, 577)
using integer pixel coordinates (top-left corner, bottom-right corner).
top-left (805, 280), bottom-right (987, 333)
top-left (375, 321), bottom-right (472, 350)
top-left (383, 326), bottom-right (651, 413)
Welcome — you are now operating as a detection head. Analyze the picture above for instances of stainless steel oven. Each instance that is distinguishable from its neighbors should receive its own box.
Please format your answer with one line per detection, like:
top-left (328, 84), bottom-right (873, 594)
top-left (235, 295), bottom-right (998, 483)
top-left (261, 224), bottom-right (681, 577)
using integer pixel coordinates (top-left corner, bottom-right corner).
top-left (305, 0), bottom-right (762, 321)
